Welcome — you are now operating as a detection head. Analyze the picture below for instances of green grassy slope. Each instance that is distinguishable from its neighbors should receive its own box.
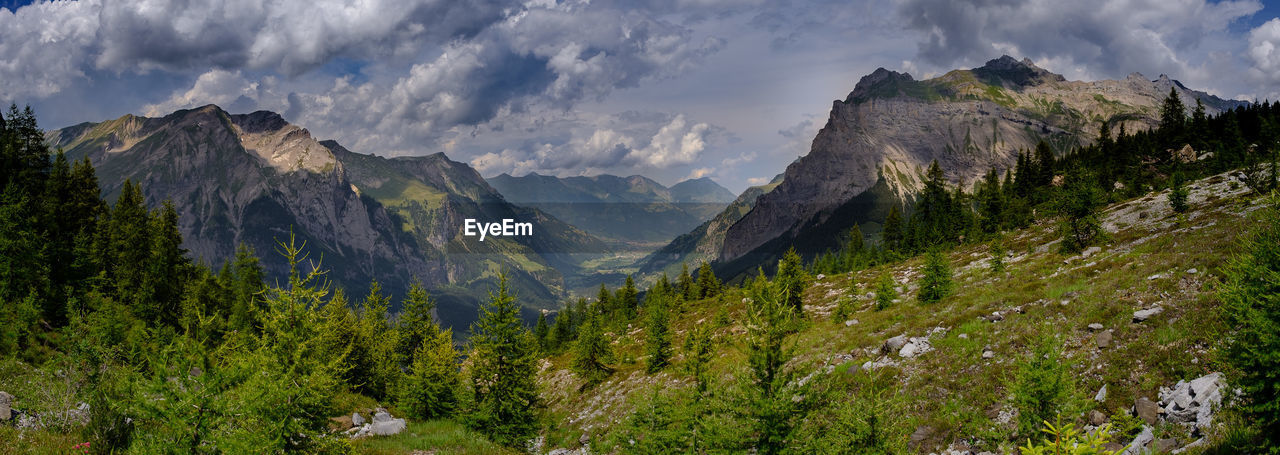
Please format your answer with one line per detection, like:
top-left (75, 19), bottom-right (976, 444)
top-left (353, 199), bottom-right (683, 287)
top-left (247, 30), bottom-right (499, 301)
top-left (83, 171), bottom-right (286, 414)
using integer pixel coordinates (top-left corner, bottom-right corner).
top-left (535, 170), bottom-right (1270, 453)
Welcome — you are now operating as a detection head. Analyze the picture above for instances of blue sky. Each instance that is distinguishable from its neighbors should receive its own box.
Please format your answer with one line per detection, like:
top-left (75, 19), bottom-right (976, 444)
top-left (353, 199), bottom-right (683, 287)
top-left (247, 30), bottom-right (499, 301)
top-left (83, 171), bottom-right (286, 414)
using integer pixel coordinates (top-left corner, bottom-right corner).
top-left (3, 0), bottom-right (1279, 193)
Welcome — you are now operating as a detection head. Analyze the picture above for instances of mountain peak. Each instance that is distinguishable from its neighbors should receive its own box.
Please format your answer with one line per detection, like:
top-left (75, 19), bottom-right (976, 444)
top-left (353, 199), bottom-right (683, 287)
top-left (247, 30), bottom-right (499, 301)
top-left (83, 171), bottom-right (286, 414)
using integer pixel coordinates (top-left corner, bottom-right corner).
top-left (846, 68), bottom-right (915, 103)
top-left (972, 55), bottom-right (1064, 86)
top-left (230, 110), bottom-right (289, 134)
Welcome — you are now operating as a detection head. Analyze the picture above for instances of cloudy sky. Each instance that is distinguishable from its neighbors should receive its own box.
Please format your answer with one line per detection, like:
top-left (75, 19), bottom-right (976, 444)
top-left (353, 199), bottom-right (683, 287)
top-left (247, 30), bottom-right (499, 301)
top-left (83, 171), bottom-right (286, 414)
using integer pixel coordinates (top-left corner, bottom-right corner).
top-left (2, 0), bottom-right (1279, 192)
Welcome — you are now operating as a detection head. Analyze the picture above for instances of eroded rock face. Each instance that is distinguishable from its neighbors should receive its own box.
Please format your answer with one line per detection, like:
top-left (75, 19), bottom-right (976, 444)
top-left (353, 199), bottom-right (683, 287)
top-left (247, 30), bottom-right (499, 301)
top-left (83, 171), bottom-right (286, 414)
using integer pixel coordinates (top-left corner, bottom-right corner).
top-left (717, 56), bottom-right (1245, 266)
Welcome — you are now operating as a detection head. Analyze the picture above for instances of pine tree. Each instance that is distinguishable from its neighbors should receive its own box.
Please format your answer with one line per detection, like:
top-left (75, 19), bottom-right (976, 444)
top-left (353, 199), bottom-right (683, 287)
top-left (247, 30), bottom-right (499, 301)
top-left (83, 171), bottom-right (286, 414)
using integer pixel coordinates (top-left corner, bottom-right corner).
top-left (534, 311), bottom-right (550, 352)
top-left (465, 273), bottom-right (541, 446)
top-left (775, 248), bottom-right (808, 314)
top-left (144, 201), bottom-right (188, 328)
top-left (356, 281), bottom-right (401, 400)
top-left (552, 304), bottom-right (573, 349)
top-left (596, 284), bottom-right (612, 314)
top-left (883, 205), bottom-right (904, 251)
top-left (843, 224), bottom-right (864, 270)
top-left (990, 239), bottom-right (1006, 274)
top-left (744, 273), bottom-right (805, 454)
top-left (616, 275), bottom-right (639, 319)
top-left (978, 167), bottom-right (1005, 235)
top-left (695, 262), bottom-right (721, 299)
top-left (683, 324), bottom-right (715, 393)
top-left (397, 280), bottom-right (438, 363)
top-left (399, 326), bottom-right (460, 420)
top-left (1056, 167), bottom-right (1107, 253)
top-left (1218, 201), bottom-right (1280, 449)
top-left (917, 249), bottom-right (953, 304)
top-left (644, 292), bottom-right (672, 374)
top-left (1159, 87), bottom-right (1187, 142)
top-left (109, 180), bottom-right (152, 308)
top-left (677, 263), bottom-right (696, 301)
top-left (227, 243), bottom-right (264, 333)
top-left (1169, 173), bottom-right (1190, 213)
top-left (1034, 141), bottom-right (1056, 188)
top-left (571, 310), bottom-right (614, 387)
top-left (875, 273), bottom-right (897, 311)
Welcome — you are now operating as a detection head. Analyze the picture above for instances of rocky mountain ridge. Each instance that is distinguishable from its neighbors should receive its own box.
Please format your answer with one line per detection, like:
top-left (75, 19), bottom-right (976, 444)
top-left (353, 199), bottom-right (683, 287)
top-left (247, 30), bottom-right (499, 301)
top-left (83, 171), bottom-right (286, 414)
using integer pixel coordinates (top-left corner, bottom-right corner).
top-left (48, 105), bottom-right (604, 328)
top-left (714, 55), bottom-right (1247, 270)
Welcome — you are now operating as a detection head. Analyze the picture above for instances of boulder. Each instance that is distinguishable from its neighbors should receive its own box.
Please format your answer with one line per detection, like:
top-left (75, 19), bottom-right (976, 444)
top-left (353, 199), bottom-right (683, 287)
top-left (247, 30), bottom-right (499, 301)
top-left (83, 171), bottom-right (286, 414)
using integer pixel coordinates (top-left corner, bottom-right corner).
top-left (368, 417), bottom-right (406, 436)
top-left (1135, 397), bottom-right (1161, 425)
top-left (1082, 246), bottom-right (1102, 258)
top-left (882, 335), bottom-right (909, 355)
top-left (1094, 385), bottom-right (1107, 402)
top-left (1088, 410), bottom-right (1108, 426)
top-left (373, 409), bottom-right (392, 423)
top-left (1096, 330), bottom-right (1114, 349)
top-left (0, 391), bottom-right (12, 421)
top-left (1173, 144), bottom-right (1197, 163)
top-left (1123, 426), bottom-right (1154, 455)
top-left (352, 412), bottom-right (366, 426)
top-left (844, 319), bottom-right (858, 327)
top-left (329, 416), bottom-right (354, 432)
top-left (1155, 438), bottom-right (1178, 453)
top-left (981, 350), bottom-right (995, 359)
top-left (1087, 323), bottom-right (1105, 332)
top-left (1133, 306), bottom-right (1163, 323)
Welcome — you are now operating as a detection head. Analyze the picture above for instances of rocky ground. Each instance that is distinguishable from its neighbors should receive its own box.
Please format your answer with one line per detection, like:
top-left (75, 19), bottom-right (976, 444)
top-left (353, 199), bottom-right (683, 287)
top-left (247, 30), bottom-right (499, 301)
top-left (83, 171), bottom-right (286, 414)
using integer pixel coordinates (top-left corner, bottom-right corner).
top-left (537, 169), bottom-right (1270, 454)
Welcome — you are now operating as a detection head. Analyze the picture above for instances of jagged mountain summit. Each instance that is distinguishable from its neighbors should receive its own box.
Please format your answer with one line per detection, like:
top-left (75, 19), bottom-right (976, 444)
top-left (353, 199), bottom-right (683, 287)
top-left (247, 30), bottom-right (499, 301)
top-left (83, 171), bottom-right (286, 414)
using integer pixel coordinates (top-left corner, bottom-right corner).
top-left (486, 173), bottom-right (735, 244)
top-left (709, 55), bottom-right (1246, 276)
top-left (48, 105), bottom-right (605, 328)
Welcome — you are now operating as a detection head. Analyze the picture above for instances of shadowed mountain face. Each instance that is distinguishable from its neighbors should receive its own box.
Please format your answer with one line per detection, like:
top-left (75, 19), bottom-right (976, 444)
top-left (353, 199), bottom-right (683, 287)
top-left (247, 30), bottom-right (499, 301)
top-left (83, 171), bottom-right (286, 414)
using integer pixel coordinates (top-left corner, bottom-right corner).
top-left (704, 55), bottom-right (1246, 277)
top-left (486, 173), bottom-right (735, 244)
top-left (48, 105), bottom-right (605, 330)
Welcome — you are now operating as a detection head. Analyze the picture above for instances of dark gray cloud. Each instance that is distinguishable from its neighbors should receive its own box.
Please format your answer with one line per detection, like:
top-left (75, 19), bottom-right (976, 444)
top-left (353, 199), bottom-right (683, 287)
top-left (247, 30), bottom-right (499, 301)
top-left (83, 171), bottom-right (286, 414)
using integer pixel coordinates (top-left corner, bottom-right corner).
top-left (3, 0), bottom-right (1277, 191)
top-left (894, 0), bottom-right (1264, 88)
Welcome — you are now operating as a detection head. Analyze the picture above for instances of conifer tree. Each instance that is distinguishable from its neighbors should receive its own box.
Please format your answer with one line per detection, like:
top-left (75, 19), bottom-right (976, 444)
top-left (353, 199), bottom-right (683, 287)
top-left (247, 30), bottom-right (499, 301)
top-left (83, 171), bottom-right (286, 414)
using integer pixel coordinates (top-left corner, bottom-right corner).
top-left (644, 292), bottom-right (672, 373)
top-left (990, 240), bottom-right (1007, 274)
top-left (400, 326), bottom-right (460, 420)
top-left (596, 284), bottom-right (612, 314)
top-left (683, 324), bottom-right (715, 393)
top-left (397, 280), bottom-right (438, 362)
top-left (227, 243), bottom-right (264, 333)
top-left (356, 281), bottom-right (401, 400)
top-left (1159, 87), bottom-right (1187, 142)
top-left (875, 273), bottom-right (897, 311)
top-left (744, 272), bottom-right (806, 454)
top-left (677, 263), bottom-right (696, 301)
top-left (534, 311), bottom-right (550, 352)
top-left (616, 275), bottom-right (639, 319)
top-left (552, 304), bottom-right (573, 349)
top-left (917, 249), bottom-right (953, 304)
top-left (696, 262), bottom-right (721, 299)
top-left (1056, 167), bottom-right (1107, 253)
top-left (1169, 172), bottom-right (1190, 213)
top-left (571, 309), bottom-right (614, 387)
top-left (465, 273), bottom-right (540, 446)
top-left (1218, 201), bottom-right (1280, 449)
top-left (883, 205), bottom-right (904, 251)
top-left (775, 248), bottom-right (808, 314)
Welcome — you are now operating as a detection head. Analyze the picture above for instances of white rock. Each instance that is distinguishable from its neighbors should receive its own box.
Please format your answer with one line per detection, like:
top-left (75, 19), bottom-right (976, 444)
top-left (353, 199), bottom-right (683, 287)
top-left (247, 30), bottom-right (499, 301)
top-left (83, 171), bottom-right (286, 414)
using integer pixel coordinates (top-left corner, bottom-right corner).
top-left (844, 319), bottom-right (858, 327)
top-left (1123, 426), bottom-right (1154, 455)
top-left (1095, 385), bottom-right (1107, 402)
top-left (1132, 306), bottom-right (1164, 323)
top-left (351, 412), bottom-right (365, 426)
top-left (1088, 323), bottom-right (1105, 331)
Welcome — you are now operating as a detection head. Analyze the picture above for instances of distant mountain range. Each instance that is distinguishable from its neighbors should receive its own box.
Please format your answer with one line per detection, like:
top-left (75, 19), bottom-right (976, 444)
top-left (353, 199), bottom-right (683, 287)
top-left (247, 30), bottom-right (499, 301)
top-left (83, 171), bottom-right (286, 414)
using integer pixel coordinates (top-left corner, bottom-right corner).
top-left (650, 55), bottom-right (1248, 281)
top-left (486, 173), bottom-right (735, 244)
top-left (46, 106), bottom-right (607, 330)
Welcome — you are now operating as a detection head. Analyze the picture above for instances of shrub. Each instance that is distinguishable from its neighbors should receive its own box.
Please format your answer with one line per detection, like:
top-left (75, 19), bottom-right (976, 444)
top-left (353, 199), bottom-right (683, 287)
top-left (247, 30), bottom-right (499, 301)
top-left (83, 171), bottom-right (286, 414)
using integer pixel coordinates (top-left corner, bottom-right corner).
top-left (398, 327), bottom-right (460, 420)
top-left (917, 249), bottom-right (952, 304)
top-left (875, 273), bottom-right (898, 311)
top-left (1010, 338), bottom-right (1076, 439)
top-left (1218, 198), bottom-right (1280, 450)
top-left (1018, 420), bottom-right (1122, 455)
